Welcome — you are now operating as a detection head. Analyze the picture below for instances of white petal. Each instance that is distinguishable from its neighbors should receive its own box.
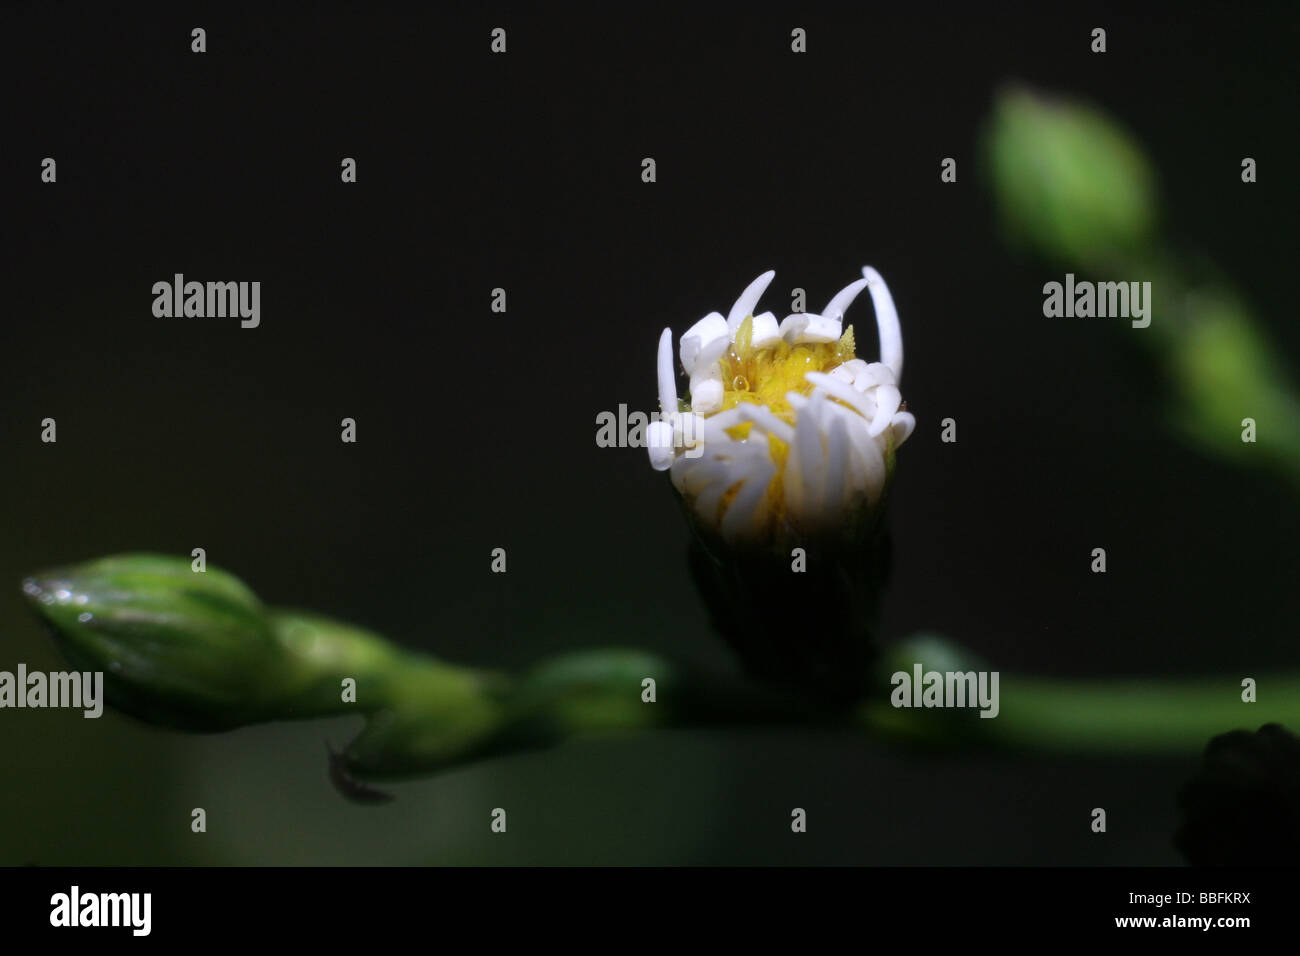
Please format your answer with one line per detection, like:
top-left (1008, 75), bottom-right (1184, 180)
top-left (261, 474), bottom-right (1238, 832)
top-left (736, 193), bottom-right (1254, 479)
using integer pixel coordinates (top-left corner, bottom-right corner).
top-left (793, 396), bottom-right (827, 518)
top-left (822, 276), bottom-right (870, 323)
top-left (749, 311), bottom-right (781, 349)
top-left (823, 413), bottom-right (848, 519)
top-left (647, 420), bottom-right (675, 471)
top-left (677, 457), bottom-right (732, 495)
top-left (656, 328), bottom-right (677, 415)
top-left (694, 474), bottom-right (737, 524)
top-left (668, 456), bottom-right (691, 492)
top-left (890, 410), bottom-right (916, 446)
top-left (852, 361), bottom-right (897, 392)
top-left (849, 415), bottom-right (888, 502)
top-left (721, 458), bottom-right (775, 541)
top-left (778, 313), bottom-right (809, 341)
top-left (727, 270), bottom-right (776, 334)
top-left (804, 370), bottom-right (875, 422)
top-left (825, 404), bottom-right (875, 497)
top-left (863, 266), bottom-right (903, 382)
top-left (735, 403), bottom-right (795, 444)
top-left (679, 312), bottom-right (729, 374)
top-left (791, 313), bottom-right (842, 344)
top-left (689, 363), bottom-right (725, 414)
top-left (674, 412), bottom-right (706, 454)
top-left (868, 384), bottom-right (902, 437)
top-left (699, 406), bottom-right (746, 442)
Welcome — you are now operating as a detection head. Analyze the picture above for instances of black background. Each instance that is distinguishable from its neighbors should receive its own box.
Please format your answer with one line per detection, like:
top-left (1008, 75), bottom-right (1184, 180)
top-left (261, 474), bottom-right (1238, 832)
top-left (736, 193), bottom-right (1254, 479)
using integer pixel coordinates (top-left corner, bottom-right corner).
top-left (1, 2), bottom-right (1296, 864)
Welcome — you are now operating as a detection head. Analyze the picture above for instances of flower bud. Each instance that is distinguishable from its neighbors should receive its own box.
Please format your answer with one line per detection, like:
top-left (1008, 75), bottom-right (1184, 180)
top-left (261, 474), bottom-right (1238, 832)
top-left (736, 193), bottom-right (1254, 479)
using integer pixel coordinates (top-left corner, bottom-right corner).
top-left (984, 85), bottom-right (1157, 267)
top-left (23, 554), bottom-right (291, 730)
top-left (647, 267), bottom-right (915, 705)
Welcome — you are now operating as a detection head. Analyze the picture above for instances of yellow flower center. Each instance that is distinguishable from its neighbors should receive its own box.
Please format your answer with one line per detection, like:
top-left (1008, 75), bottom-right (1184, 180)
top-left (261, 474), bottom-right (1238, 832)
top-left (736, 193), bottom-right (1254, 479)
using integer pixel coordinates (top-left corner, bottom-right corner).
top-left (692, 316), bottom-right (859, 536)
top-left (714, 315), bottom-right (857, 426)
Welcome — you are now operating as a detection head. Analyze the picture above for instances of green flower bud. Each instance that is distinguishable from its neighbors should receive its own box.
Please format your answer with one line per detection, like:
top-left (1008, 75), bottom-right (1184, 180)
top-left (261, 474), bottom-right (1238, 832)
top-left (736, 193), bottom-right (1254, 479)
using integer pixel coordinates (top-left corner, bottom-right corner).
top-left (338, 658), bottom-right (512, 778)
top-left (984, 86), bottom-right (1157, 267)
top-left (22, 554), bottom-right (291, 731)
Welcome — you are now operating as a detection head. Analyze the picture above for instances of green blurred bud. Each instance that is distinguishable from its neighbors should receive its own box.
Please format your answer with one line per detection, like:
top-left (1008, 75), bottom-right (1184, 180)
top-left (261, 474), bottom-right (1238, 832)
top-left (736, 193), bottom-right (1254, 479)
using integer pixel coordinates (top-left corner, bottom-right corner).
top-left (878, 632), bottom-right (990, 679)
top-left (984, 86), bottom-right (1157, 267)
top-left (23, 554), bottom-right (292, 730)
top-left (268, 609), bottom-right (410, 719)
top-left (339, 658), bottom-right (512, 778)
top-left (512, 649), bottom-right (681, 735)
top-left (1166, 287), bottom-right (1300, 485)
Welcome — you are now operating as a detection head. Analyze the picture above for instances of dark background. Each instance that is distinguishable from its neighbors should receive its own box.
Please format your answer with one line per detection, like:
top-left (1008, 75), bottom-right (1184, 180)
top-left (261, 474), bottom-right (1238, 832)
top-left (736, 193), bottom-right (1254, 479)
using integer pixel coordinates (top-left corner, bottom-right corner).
top-left (1, 2), bottom-right (1296, 864)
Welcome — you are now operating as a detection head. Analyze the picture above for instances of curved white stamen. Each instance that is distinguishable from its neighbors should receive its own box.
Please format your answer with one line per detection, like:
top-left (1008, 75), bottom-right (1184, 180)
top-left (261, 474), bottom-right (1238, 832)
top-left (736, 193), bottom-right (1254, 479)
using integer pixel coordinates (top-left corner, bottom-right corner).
top-left (863, 266), bottom-right (903, 382)
top-left (727, 270), bottom-right (776, 334)
top-left (822, 276), bottom-right (870, 323)
top-left (679, 312), bottom-right (729, 374)
top-left (656, 328), bottom-right (677, 415)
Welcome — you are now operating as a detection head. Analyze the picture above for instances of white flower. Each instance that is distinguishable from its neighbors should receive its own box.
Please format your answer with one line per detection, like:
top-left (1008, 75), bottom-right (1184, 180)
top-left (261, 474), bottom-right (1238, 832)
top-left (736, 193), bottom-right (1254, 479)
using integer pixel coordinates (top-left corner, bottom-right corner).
top-left (648, 266), bottom-right (915, 543)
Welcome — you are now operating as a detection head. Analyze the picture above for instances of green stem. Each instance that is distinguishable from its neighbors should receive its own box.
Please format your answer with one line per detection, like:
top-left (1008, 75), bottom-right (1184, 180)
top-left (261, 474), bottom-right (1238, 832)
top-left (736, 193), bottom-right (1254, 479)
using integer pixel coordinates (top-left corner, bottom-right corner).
top-left (858, 674), bottom-right (1300, 755)
top-left (25, 555), bottom-right (1297, 783)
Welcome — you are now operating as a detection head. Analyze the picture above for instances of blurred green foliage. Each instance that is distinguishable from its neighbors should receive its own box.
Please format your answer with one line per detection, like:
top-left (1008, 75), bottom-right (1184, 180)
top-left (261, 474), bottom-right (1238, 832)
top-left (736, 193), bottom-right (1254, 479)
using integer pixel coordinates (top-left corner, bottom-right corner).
top-left (985, 86), bottom-right (1300, 488)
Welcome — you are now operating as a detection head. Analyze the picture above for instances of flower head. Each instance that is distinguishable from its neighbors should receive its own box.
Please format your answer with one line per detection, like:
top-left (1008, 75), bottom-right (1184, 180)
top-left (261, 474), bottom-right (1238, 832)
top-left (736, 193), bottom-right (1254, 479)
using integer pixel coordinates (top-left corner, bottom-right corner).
top-left (648, 267), bottom-right (915, 545)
